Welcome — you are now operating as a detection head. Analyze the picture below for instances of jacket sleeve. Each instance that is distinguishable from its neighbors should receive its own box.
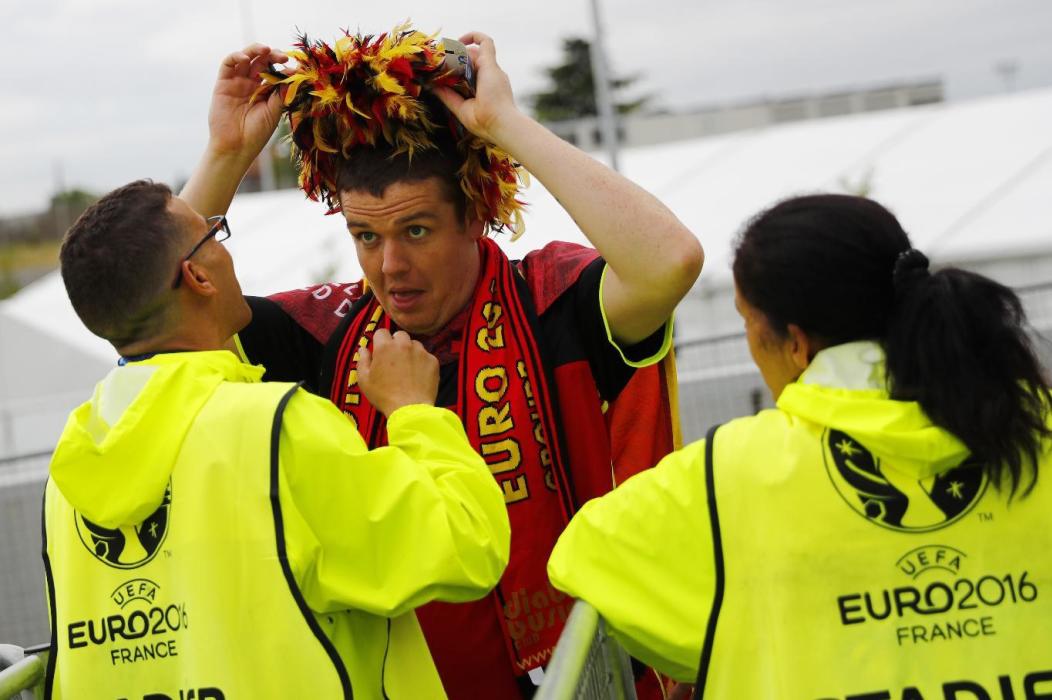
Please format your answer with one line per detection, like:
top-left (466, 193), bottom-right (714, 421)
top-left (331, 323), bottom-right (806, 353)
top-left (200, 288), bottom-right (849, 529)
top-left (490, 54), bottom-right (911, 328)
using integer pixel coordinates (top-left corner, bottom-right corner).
top-left (277, 393), bottom-right (511, 618)
top-left (547, 439), bottom-right (714, 682)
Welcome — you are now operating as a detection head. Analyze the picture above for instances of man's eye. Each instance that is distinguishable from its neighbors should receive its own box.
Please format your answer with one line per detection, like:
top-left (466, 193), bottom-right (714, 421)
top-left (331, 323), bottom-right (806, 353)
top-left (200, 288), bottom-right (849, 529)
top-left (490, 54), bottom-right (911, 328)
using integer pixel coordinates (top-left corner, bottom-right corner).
top-left (407, 225), bottom-right (429, 239)
top-left (354, 231), bottom-right (378, 244)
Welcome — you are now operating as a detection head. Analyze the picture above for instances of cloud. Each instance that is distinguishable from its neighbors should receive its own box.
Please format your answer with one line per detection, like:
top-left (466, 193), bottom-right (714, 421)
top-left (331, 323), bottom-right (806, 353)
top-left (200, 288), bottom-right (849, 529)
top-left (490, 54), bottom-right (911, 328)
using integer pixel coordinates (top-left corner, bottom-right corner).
top-left (2, 0), bottom-right (1050, 215)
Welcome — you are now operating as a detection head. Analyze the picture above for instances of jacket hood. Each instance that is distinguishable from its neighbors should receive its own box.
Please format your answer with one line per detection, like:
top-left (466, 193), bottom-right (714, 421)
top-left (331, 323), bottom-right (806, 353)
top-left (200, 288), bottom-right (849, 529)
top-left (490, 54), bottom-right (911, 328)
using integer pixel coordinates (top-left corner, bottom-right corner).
top-left (777, 341), bottom-right (970, 480)
top-left (49, 351), bottom-right (264, 528)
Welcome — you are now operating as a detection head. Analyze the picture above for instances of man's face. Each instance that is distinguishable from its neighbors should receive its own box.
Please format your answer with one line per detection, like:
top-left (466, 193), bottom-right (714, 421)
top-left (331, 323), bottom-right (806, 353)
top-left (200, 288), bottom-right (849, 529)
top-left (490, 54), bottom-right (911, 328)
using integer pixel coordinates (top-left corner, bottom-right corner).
top-left (341, 178), bottom-right (483, 336)
top-left (167, 196), bottom-right (251, 333)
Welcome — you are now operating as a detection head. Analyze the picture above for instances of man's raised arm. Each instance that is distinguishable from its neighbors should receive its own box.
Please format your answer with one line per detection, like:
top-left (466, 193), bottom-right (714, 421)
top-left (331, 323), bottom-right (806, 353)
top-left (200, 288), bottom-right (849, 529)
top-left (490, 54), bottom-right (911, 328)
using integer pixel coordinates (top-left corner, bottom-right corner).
top-left (181, 44), bottom-right (288, 217)
top-left (436, 32), bottom-right (703, 346)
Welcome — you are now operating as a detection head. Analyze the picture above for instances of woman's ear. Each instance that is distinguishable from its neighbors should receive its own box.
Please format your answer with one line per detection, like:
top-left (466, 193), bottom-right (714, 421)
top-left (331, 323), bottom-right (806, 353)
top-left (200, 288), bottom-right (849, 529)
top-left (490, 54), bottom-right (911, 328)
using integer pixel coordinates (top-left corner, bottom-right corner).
top-left (786, 323), bottom-right (815, 371)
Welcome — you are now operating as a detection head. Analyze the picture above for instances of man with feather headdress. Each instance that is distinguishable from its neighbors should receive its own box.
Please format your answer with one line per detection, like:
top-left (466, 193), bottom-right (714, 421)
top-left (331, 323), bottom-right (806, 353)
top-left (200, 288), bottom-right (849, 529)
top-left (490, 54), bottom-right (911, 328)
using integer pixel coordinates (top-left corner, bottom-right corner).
top-left (181, 27), bottom-right (702, 698)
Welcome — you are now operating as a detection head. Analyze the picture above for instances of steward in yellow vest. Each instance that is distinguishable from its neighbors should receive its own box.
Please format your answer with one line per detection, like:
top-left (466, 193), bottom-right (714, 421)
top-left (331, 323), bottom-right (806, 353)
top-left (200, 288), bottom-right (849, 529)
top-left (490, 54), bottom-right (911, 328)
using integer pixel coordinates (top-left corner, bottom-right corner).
top-left (549, 195), bottom-right (1052, 699)
top-left (551, 342), bottom-right (1052, 698)
top-left (47, 180), bottom-right (510, 699)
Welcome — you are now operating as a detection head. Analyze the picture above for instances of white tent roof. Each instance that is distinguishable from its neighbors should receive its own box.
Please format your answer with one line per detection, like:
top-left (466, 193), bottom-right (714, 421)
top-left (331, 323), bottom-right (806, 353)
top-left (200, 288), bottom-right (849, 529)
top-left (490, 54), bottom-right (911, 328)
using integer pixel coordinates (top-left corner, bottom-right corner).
top-left (4, 86), bottom-right (1052, 363)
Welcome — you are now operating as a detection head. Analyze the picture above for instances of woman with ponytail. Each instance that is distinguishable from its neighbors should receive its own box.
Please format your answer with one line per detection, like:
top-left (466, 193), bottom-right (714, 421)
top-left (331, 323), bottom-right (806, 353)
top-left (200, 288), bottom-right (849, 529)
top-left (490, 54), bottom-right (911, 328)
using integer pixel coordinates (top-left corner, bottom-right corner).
top-left (548, 194), bottom-right (1052, 698)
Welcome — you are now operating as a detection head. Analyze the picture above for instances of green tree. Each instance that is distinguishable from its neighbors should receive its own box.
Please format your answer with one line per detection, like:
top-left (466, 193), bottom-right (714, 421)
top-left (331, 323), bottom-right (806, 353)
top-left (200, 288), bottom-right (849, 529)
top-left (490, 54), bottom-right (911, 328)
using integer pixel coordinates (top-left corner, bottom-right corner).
top-left (531, 37), bottom-right (648, 123)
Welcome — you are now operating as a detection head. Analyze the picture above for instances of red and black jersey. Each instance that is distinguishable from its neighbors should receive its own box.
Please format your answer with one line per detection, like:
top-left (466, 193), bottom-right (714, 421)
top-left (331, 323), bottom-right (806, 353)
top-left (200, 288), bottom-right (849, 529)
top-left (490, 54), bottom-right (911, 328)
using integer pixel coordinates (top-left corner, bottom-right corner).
top-left (239, 242), bottom-right (661, 422)
top-left (237, 241), bottom-right (676, 699)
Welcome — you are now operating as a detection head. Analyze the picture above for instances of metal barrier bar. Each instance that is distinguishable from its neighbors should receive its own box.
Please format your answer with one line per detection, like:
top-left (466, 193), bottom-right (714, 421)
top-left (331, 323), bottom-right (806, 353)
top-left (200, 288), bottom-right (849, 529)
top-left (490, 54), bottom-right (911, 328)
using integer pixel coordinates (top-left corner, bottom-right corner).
top-left (0, 649), bottom-right (45, 700)
top-left (535, 601), bottom-right (637, 700)
top-left (0, 451), bottom-right (52, 467)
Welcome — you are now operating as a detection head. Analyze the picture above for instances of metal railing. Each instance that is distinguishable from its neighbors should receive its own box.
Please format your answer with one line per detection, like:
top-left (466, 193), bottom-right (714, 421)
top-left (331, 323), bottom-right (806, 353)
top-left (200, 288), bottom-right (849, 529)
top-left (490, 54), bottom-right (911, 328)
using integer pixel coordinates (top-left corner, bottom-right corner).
top-left (0, 645), bottom-right (46, 700)
top-left (535, 601), bottom-right (637, 700)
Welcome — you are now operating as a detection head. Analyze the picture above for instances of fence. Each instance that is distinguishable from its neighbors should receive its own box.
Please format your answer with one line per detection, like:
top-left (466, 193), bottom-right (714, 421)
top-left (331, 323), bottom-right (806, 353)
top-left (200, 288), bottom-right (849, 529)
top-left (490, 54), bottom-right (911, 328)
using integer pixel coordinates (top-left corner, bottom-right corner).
top-left (0, 453), bottom-right (49, 649)
top-left (535, 601), bottom-right (636, 700)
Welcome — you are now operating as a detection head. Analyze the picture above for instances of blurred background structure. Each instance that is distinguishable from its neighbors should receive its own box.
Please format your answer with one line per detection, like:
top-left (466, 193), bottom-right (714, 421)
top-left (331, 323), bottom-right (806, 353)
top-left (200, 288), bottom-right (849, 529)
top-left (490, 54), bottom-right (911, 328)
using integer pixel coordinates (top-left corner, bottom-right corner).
top-left (2, 0), bottom-right (1052, 647)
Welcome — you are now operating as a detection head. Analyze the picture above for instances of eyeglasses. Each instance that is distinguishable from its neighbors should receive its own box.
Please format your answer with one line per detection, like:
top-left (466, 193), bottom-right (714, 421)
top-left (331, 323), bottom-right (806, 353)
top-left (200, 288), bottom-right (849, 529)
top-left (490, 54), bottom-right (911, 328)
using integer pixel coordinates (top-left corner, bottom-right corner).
top-left (173, 215), bottom-right (232, 288)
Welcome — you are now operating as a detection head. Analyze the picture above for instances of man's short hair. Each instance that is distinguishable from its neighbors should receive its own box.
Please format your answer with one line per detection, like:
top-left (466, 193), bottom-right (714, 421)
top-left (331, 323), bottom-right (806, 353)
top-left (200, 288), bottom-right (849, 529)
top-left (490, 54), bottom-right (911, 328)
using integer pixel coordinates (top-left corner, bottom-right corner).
top-left (335, 125), bottom-right (467, 220)
top-left (60, 179), bottom-right (182, 347)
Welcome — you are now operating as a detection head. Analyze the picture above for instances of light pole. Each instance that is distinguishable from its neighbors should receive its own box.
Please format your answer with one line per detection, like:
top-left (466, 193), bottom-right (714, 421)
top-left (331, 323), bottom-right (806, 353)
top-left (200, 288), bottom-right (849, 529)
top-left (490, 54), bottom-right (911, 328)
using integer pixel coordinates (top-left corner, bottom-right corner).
top-left (588, 0), bottom-right (621, 172)
top-left (239, 0), bottom-right (276, 191)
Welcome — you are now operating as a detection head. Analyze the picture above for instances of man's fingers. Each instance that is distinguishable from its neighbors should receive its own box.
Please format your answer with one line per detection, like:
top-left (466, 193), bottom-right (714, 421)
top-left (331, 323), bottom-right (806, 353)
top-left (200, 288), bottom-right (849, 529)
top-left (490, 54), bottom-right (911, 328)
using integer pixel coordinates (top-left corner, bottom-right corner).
top-left (248, 54), bottom-right (274, 79)
top-left (220, 45), bottom-right (285, 80)
top-left (457, 31), bottom-right (493, 47)
top-left (372, 328), bottom-right (393, 348)
top-left (222, 51), bottom-right (250, 68)
top-left (218, 51), bottom-right (250, 78)
top-left (242, 43), bottom-right (274, 59)
top-left (458, 32), bottom-right (497, 65)
top-left (433, 86), bottom-right (467, 115)
top-left (357, 345), bottom-right (372, 374)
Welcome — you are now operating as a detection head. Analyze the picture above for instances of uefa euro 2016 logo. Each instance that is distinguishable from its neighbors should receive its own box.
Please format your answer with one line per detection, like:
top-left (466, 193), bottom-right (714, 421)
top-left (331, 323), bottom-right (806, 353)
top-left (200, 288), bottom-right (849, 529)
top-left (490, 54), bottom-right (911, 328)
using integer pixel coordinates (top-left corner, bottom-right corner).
top-left (824, 430), bottom-right (986, 532)
top-left (76, 484), bottom-right (171, 569)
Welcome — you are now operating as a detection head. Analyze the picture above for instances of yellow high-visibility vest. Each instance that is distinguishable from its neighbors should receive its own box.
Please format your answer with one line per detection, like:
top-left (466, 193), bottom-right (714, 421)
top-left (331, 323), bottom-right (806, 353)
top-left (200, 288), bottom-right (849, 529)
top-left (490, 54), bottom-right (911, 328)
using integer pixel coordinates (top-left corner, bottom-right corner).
top-left (697, 410), bottom-right (1052, 699)
top-left (43, 381), bottom-right (349, 699)
top-left (549, 342), bottom-right (1052, 699)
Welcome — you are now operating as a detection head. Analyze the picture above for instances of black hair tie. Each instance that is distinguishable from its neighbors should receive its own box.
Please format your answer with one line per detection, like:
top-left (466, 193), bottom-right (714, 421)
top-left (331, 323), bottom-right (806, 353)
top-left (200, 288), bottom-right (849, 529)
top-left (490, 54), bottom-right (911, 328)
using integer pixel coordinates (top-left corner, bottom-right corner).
top-left (893, 248), bottom-right (930, 299)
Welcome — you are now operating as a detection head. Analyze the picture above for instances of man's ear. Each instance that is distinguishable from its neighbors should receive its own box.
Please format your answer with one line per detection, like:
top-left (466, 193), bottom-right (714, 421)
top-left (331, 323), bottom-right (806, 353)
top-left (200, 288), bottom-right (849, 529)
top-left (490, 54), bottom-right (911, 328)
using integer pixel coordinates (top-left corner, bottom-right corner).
top-left (465, 218), bottom-right (486, 241)
top-left (179, 259), bottom-right (218, 297)
top-left (786, 323), bottom-right (814, 371)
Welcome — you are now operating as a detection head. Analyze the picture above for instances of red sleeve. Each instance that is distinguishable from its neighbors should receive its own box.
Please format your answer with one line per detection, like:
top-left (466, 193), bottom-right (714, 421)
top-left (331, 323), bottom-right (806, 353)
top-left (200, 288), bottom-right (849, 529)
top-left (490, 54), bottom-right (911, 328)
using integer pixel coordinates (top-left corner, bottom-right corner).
top-left (267, 281), bottom-right (365, 344)
top-left (520, 241), bottom-right (600, 315)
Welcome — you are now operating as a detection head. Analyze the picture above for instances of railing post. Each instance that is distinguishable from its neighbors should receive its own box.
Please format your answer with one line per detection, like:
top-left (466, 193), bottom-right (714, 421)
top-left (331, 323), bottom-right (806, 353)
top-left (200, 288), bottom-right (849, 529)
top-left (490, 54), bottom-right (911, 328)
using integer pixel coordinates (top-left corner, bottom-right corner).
top-left (536, 601), bottom-right (638, 700)
top-left (0, 645), bottom-right (45, 700)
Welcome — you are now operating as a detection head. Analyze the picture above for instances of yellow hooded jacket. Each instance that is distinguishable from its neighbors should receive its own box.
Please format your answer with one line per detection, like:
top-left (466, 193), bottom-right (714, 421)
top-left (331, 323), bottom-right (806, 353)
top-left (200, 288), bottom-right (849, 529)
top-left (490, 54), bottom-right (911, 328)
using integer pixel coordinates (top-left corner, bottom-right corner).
top-left (43, 351), bottom-right (510, 699)
top-left (549, 342), bottom-right (1052, 699)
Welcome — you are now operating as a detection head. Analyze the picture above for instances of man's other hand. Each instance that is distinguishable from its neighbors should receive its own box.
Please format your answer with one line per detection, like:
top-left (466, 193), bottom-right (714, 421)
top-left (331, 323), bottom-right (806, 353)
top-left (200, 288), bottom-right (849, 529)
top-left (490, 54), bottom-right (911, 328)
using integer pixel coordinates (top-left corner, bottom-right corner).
top-left (357, 330), bottom-right (439, 416)
top-left (433, 32), bottom-right (519, 145)
top-left (208, 44), bottom-right (289, 160)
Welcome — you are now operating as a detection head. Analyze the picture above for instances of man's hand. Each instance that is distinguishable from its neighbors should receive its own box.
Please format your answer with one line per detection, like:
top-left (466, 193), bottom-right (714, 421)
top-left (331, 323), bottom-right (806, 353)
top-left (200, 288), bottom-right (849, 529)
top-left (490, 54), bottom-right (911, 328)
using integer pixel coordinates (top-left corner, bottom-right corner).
top-left (357, 330), bottom-right (440, 416)
top-left (181, 44), bottom-right (288, 219)
top-left (433, 32), bottom-right (520, 146)
top-left (208, 43), bottom-right (289, 159)
top-left (438, 31), bottom-right (701, 347)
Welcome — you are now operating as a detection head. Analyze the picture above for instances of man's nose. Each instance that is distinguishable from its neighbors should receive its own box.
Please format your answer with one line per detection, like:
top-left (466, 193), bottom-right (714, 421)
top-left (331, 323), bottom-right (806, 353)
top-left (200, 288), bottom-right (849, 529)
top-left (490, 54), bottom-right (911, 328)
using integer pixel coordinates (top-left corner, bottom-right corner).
top-left (380, 239), bottom-right (410, 276)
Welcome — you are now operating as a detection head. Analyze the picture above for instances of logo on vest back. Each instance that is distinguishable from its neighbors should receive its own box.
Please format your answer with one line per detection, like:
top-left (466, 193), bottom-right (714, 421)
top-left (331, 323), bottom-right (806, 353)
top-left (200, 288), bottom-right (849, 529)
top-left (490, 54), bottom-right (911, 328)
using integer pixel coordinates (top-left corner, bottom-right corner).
top-left (76, 483), bottom-right (171, 568)
top-left (824, 430), bottom-right (986, 532)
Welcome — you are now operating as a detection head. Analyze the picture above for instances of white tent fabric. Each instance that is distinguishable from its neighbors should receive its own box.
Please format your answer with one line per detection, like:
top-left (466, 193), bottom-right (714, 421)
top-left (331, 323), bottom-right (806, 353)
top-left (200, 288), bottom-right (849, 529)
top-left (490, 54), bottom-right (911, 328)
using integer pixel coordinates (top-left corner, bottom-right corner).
top-left (2, 86), bottom-right (1051, 455)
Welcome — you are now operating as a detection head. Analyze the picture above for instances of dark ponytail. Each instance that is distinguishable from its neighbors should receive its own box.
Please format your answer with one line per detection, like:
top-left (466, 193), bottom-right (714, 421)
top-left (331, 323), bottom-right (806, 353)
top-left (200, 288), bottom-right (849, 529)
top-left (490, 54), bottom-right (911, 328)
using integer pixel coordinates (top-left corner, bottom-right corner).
top-left (733, 194), bottom-right (1051, 496)
top-left (886, 259), bottom-right (1050, 496)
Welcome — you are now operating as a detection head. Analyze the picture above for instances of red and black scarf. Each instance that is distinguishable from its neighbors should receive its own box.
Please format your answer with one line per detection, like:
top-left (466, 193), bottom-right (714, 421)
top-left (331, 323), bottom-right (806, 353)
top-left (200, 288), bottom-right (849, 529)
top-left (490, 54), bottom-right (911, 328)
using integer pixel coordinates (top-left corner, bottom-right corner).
top-left (328, 236), bottom-right (578, 671)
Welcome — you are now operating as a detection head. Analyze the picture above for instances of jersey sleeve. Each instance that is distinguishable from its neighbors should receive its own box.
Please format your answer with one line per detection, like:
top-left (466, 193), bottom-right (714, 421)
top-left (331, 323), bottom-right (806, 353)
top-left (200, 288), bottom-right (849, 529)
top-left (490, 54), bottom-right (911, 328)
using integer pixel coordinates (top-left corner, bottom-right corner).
top-left (564, 257), bottom-right (673, 401)
top-left (236, 296), bottom-right (324, 393)
top-left (277, 393), bottom-right (511, 618)
top-left (547, 438), bottom-right (713, 682)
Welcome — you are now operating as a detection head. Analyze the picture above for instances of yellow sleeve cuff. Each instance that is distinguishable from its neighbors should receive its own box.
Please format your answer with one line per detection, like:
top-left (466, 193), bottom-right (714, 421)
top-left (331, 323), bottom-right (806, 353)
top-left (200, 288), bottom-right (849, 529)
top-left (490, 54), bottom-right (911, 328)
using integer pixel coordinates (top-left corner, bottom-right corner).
top-left (598, 263), bottom-right (675, 368)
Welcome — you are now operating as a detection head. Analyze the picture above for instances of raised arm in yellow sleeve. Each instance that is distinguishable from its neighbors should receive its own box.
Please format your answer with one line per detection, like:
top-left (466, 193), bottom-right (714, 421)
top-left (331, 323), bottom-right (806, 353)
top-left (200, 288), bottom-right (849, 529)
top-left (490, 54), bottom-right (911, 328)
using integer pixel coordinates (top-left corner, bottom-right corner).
top-left (548, 439), bottom-right (714, 682)
top-left (278, 392), bottom-right (511, 618)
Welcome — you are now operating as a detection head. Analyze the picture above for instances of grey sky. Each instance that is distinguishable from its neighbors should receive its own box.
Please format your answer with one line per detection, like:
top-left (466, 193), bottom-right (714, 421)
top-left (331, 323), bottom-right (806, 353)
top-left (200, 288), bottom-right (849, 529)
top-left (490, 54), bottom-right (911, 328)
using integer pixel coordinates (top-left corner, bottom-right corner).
top-left (2, 0), bottom-right (1050, 216)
